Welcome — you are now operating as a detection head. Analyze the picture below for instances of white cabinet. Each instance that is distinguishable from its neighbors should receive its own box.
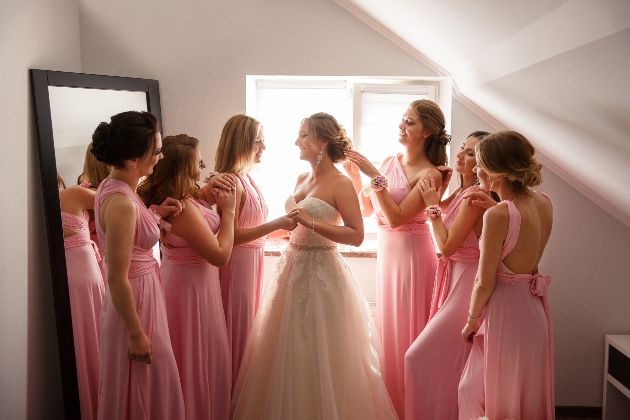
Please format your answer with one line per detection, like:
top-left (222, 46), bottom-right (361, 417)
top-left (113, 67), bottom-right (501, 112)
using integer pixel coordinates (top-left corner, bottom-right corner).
top-left (603, 335), bottom-right (630, 420)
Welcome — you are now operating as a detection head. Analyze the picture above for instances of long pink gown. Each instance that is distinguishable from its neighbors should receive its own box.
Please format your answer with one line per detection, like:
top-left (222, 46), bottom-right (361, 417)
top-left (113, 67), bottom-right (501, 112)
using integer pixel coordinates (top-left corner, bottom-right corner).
top-left (231, 196), bottom-right (397, 420)
top-left (89, 219), bottom-right (107, 280)
top-left (458, 195), bottom-right (554, 420)
top-left (160, 199), bottom-right (231, 420)
top-left (62, 209), bottom-right (105, 420)
top-left (219, 174), bottom-right (268, 385)
top-left (368, 153), bottom-right (438, 419)
top-left (95, 179), bottom-right (185, 420)
top-left (404, 185), bottom-right (481, 420)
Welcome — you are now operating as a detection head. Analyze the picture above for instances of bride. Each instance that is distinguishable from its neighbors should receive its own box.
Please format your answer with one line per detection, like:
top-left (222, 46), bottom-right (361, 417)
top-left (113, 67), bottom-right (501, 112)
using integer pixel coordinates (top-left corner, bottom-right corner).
top-left (231, 113), bottom-right (397, 420)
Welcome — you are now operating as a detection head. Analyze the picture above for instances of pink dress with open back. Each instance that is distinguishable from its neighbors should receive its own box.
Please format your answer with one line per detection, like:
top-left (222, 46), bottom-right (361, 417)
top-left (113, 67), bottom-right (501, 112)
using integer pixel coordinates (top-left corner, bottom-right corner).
top-left (219, 174), bottom-right (268, 385)
top-left (458, 194), bottom-right (554, 420)
top-left (62, 208), bottom-right (105, 420)
top-left (368, 153), bottom-right (438, 419)
top-left (95, 179), bottom-right (185, 420)
top-left (160, 199), bottom-right (231, 420)
top-left (404, 185), bottom-right (481, 420)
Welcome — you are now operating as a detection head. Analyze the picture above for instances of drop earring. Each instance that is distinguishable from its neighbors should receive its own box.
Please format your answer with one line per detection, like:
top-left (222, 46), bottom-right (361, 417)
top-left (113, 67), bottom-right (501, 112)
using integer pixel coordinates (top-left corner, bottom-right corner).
top-left (316, 145), bottom-right (325, 167)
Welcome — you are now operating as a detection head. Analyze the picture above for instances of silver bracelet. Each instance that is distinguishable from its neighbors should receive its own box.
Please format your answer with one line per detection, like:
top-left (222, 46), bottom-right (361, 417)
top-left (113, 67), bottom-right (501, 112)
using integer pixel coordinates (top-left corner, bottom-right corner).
top-left (311, 217), bottom-right (315, 232)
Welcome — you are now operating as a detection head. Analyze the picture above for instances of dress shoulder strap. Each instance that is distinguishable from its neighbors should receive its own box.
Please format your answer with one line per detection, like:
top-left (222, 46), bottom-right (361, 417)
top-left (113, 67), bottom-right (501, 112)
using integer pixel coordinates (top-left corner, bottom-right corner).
top-left (500, 200), bottom-right (521, 259)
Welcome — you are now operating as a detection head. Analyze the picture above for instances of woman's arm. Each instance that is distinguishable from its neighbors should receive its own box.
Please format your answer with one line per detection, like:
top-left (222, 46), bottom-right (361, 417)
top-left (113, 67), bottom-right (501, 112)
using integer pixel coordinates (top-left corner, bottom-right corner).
top-left (418, 175), bottom-right (484, 257)
top-left (289, 176), bottom-right (364, 247)
top-left (167, 193), bottom-right (236, 267)
top-left (461, 206), bottom-right (509, 342)
top-left (104, 194), bottom-right (153, 363)
top-left (59, 185), bottom-right (97, 214)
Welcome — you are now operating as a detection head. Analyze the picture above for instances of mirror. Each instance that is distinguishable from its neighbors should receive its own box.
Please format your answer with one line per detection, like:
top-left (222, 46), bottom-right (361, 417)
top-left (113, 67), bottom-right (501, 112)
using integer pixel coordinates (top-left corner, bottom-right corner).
top-left (30, 70), bottom-right (162, 420)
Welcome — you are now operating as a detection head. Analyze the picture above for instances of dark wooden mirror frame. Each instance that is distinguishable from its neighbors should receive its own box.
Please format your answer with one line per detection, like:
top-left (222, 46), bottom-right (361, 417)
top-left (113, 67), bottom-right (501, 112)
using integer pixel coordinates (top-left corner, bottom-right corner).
top-left (29, 69), bottom-right (162, 419)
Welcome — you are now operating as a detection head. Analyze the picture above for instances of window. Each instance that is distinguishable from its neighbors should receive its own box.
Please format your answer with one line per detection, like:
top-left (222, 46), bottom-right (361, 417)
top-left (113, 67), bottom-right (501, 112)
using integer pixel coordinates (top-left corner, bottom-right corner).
top-left (246, 76), bottom-right (452, 249)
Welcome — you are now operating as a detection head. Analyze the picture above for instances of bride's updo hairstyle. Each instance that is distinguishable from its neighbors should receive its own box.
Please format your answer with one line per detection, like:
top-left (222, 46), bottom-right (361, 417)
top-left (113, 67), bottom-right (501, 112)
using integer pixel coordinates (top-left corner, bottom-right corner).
top-left (82, 142), bottom-right (111, 187)
top-left (475, 130), bottom-right (543, 195)
top-left (409, 99), bottom-right (450, 166)
top-left (90, 111), bottom-right (159, 169)
top-left (137, 134), bottom-right (200, 207)
top-left (215, 114), bottom-right (261, 175)
top-left (304, 112), bottom-right (352, 163)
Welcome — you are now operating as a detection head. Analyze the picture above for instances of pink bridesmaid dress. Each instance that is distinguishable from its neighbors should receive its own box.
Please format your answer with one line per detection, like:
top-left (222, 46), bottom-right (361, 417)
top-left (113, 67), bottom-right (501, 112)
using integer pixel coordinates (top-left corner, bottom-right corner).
top-left (458, 195), bottom-right (554, 420)
top-left (89, 219), bottom-right (107, 280)
top-left (369, 153), bottom-right (438, 419)
top-left (219, 174), bottom-right (267, 385)
top-left (404, 185), bottom-right (481, 420)
top-left (62, 209), bottom-right (105, 420)
top-left (95, 179), bottom-right (185, 420)
top-left (160, 199), bottom-right (231, 420)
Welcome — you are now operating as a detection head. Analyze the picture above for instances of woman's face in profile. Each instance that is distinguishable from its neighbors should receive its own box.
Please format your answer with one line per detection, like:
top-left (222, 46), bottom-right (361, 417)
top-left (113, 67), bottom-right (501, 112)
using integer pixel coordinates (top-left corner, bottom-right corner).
top-left (456, 136), bottom-right (479, 176)
top-left (475, 162), bottom-right (492, 192)
top-left (252, 126), bottom-right (266, 164)
top-left (139, 132), bottom-right (163, 176)
top-left (194, 145), bottom-right (205, 181)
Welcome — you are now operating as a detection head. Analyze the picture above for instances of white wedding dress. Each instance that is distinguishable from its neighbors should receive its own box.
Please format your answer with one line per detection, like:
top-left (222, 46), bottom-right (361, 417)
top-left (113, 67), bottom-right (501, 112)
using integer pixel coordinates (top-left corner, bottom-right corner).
top-left (231, 196), bottom-right (397, 420)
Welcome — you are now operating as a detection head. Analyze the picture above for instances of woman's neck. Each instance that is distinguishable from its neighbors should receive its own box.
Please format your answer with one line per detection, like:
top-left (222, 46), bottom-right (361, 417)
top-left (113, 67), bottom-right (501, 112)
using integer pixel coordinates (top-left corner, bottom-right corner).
top-left (460, 173), bottom-right (478, 191)
top-left (109, 168), bottom-right (140, 191)
top-left (310, 158), bottom-right (336, 179)
top-left (402, 141), bottom-right (430, 167)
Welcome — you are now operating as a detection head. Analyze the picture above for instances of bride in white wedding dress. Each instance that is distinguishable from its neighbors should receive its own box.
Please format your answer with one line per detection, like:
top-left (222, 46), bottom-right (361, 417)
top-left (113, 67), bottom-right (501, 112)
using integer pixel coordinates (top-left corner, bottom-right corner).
top-left (230, 113), bottom-right (397, 420)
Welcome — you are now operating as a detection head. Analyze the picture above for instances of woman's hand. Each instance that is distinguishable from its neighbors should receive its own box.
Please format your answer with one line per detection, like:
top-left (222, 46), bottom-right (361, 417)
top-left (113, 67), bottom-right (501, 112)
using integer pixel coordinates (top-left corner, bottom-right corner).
top-left (129, 332), bottom-right (153, 364)
top-left (463, 191), bottom-right (498, 209)
top-left (206, 173), bottom-right (237, 192)
top-left (462, 318), bottom-right (480, 343)
top-left (343, 150), bottom-right (380, 179)
top-left (156, 197), bottom-right (185, 218)
top-left (436, 166), bottom-right (453, 198)
top-left (274, 215), bottom-right (299, 231)
top-left (287, 207), bottom-right (314, 228)
top-left (342, 160), bottom-right (361, 179)
top-left (417, 174), bottom-right (441, 207)
top-left (215, 187), bottom-right (236, 214)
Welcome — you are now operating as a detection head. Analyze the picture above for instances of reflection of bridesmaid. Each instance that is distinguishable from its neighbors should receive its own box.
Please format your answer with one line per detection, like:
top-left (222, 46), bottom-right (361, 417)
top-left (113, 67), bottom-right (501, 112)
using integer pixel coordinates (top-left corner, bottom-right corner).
top-left (59, 175), bottom-right (105, 420)
top-left (214, 115), bottom-right (297, 385)
top-left (344, 99), bottom-right (449, 419)
top-left (91, 111), bottom-right (186, 420)
top-left (80, 142), bottom-right (111, 279)
top-left (138, 134), bottom-right (236, 420)
top-left (404, 131), bottom-right (490, 420)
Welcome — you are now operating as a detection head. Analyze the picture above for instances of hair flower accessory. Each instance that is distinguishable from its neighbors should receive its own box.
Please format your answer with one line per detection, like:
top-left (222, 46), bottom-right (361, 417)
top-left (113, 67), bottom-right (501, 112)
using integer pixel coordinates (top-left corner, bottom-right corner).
top-left (80, 181), bottom-right (92, 189)
top-left (203, 171), bottom-right (218, 183)
top-left (424, 205), bottom-right (442, 219)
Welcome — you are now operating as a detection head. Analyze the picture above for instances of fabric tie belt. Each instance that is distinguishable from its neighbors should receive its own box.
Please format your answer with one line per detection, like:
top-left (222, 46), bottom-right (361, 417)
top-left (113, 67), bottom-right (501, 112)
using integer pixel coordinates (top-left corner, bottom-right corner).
top-left (127, 247), bottom-right (159, 277)
top-left (429, 246), bottom-right (480, 318)
top-left (64, 231), bottom-right (101, 262)
top-left (496, 271), bottom-right (552, 297)
top-left (160, 244), bottom-right (207, 265)
top-left (376, 214), bottom-right (429, 235)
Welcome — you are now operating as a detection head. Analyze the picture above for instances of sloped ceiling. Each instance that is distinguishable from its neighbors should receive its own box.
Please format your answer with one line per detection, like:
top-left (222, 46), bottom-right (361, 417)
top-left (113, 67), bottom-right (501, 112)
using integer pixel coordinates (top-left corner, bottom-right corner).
top-left (335, 0), bottom-right (630, 226)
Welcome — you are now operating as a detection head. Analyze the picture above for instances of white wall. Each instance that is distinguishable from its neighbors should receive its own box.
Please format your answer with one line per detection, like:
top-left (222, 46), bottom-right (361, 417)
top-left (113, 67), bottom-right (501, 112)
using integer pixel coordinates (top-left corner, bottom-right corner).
top-left (0, 0), bottom-right (82, 418)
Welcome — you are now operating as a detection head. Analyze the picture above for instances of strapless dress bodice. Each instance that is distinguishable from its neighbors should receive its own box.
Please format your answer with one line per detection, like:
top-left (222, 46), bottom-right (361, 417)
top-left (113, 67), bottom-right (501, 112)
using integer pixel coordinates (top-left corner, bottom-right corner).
top-left (285, 195), bottom-right (341, 249)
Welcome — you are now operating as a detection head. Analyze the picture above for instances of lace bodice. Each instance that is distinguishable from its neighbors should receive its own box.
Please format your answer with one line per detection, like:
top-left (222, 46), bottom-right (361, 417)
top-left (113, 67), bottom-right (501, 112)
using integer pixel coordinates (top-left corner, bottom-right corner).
top-left (285, 195), bottom-right (341, 248)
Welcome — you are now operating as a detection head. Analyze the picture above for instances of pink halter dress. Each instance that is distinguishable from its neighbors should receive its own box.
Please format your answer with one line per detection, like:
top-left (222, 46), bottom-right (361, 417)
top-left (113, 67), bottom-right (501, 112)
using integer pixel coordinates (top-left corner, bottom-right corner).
top-left (368, 153), bottom-right (438, 419)
top-left (160, 199), bottom-right (231, 420)
top-left (219, 174), bottom-right (268, 386)
top-left (89, 218), bottom-right (107, 280)
top-left (404, 185), bottom-right (481, 420)
top-left (62, 207), bottom-right (105, 420)
top-left (95, 179), bottom-right (185, 420)
top-left (458, 194), bottom-right (554, 420)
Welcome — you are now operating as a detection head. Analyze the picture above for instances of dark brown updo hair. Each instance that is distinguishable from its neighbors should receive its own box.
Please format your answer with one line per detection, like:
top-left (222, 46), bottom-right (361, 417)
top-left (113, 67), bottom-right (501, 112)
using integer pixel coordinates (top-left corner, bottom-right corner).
top-left (409, 99), bottom-right (450, 166)
top-left (304, 112), bottom-right (352, 163)
top-left (137, 134), bottom-right (200, 206)
top-left (475, 130), bottom-right (543, 194)
top-left (90, 111), bottom-right (159, 169)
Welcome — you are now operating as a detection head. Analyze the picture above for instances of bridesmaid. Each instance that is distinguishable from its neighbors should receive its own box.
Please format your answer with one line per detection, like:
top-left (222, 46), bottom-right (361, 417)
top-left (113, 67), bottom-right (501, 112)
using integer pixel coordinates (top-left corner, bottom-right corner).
top-left (215, 114), bottom-right (297, 384)
top-left (344, 99), bottom-right (449, 419)
top-left (80, 142), bottom-right (111, 279)
top-left (59, 177), bottom-right (105, 420)
top-left (404, 131), bottom-right (490, 420)
top-left (91, 111), bottom-right (186, 420)
top-left (137, 134), bottom-right (236, 420)
top-left (458, 131), bottom-right (554, 420)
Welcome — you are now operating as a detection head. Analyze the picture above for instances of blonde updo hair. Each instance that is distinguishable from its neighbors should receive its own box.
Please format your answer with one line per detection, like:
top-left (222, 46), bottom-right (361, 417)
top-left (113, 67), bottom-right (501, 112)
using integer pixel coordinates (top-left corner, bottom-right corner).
top-left (304, 112), bottom-right (352, 163)
top-left (215, 114), bottom-right (261, 174)
top-left (409, 99), bottom-right (450, 166)
top-left (475, 130), bottom-right (543, 194)
top-left (82, 142), bottom-right (111, 187)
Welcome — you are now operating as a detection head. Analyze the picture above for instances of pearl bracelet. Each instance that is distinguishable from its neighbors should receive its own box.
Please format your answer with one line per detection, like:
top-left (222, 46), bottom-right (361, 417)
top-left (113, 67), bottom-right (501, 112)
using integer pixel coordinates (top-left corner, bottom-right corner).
top-left (311, 217), bottom-right (315, 232)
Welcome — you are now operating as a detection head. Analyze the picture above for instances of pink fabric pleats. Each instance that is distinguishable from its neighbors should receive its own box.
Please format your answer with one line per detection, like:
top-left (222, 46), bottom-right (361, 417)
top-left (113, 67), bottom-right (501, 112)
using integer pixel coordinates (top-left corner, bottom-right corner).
top-left (404, 186), bottom-right (480, 420)
top-left (458, 196), bottom-right (555, 420)
top-left (160, 199), bottom-right (231, 420)
top-left (369, 154), bottom-right (437, 419)
top-left (95, 179), bottom-right (185, 420)
top-left (219, 174), bottom-right (267, 385)
top-left (62, 210), bottom-right (105, 420)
